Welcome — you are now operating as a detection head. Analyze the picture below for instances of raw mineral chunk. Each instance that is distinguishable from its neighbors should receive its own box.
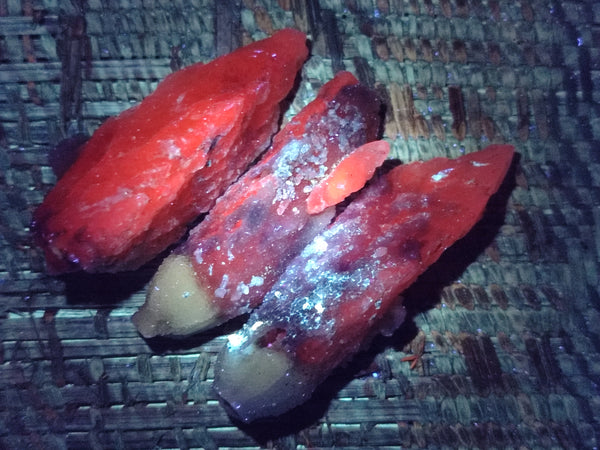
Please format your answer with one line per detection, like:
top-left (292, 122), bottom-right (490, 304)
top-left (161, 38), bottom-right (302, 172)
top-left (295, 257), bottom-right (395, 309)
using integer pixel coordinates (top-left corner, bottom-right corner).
top-left (306, 140), bottom-right (389, 214)
top-left (133, 72), bottom-right (386, 338)
top-left (214, 144), bottom-right (515, 422)
top-left (32, 29), bottom-right (308, 274)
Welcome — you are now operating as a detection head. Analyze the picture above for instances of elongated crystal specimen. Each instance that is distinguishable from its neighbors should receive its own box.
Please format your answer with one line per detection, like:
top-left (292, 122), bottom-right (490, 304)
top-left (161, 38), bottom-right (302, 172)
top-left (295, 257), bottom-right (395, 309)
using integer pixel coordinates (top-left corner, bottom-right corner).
top-left (33, 29), bottom-right (308, 274)
top-left (214, 144), bottom-right (515, 422)
top-left (133, 72), bottom-right (386, 338)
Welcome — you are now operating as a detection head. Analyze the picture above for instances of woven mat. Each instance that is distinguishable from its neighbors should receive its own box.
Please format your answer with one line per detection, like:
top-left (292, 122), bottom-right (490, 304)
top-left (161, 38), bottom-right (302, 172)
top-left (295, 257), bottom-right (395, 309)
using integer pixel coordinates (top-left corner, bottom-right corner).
top-left (1, 0), bottom-right (599, 448)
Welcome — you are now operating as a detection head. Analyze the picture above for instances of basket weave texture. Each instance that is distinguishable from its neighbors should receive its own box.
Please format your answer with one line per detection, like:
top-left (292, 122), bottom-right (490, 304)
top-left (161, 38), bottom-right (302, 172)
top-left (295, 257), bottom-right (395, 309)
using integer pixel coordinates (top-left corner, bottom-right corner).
top-left (1, 0), bottom-right (599, 448)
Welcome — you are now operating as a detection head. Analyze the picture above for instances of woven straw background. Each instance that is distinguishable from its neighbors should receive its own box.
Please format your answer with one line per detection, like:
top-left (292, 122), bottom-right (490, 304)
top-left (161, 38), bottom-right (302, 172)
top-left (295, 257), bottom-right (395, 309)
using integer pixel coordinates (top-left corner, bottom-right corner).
top-left (1, 0), bottom-right (599, 448)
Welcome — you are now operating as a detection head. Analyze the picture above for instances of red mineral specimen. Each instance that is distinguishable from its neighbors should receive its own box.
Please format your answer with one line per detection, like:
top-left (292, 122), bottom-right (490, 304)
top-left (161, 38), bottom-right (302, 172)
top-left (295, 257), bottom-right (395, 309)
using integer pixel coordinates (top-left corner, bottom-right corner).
top-left (306, 139), bottom-right (390, 214)
top-left (133, 72), bottom-right (386, 338)
top-left (214, 144), bottom-right (515, 422)
top-left (32, 28), bottom-right (308, 274)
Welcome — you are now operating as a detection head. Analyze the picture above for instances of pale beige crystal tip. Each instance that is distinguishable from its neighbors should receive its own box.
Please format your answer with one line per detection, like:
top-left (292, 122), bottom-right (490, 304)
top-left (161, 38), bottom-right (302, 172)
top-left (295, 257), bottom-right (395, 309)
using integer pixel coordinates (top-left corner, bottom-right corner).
top-left (132, 254), bottom-right (220, 338)
top-left (214, 341), bottom-right (314, 423)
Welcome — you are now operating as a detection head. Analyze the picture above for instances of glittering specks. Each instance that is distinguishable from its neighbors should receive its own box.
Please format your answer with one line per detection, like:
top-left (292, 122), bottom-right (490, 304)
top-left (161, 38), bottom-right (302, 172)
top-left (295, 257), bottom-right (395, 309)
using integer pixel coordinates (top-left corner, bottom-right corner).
top-left (373, 247), bottom-right (387, 258)
top-left (227, 332), bottom-right (245, 348)
top-left (215, 274), bottom-right (229, 298)
top-left (161, 139), bottom-right (181, 160)
top-left (312, 236), bottom-right (328, 253)
top-left (193, 247), bottom-right (203, 264)
top-left (272, 140), bottom-right (316, 206)
top-left (214, 145), bottom-right (515, 423)
top-left (236, 275), bottom-right (265, 297)
top-left (271, 97), bottom-right (368, 216)
top-left (432, 167), bottom-right (454, 182)
top-left (237, 282), bottom-right (250, 296)
top-left (236, 161), bottom-right (435, 353)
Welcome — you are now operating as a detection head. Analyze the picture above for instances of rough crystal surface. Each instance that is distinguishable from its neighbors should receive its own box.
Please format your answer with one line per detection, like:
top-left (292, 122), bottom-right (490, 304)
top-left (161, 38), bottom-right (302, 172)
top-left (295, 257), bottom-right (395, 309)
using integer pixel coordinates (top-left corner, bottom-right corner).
top-left (176, 72), bottom-right (384, 326)
top-left (215, 144), bottom-right (515, 422)
top-left (33, 29), bottom-right (308, 273)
